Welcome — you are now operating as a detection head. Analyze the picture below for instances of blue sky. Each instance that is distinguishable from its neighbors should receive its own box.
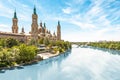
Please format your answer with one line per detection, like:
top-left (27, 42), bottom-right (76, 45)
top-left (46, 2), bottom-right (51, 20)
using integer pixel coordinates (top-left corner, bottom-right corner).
top-left (0, 0), bottom-right (120, 42)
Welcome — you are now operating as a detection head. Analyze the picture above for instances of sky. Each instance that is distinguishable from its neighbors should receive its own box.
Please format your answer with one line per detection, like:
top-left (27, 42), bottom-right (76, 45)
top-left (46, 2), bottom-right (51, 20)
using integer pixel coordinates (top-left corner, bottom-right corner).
top-left (0, 0), bottom-right (120, 42)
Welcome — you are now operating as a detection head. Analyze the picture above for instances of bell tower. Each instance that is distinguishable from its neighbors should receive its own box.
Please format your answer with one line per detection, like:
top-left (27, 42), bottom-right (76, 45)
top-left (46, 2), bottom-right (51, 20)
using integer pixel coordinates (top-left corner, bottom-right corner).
top-left (31, 6), bottom-right (38, 44)
top-left (57, 21), bottom-right (61, 40)
top-left (12, 10), bottom-right (18, 33)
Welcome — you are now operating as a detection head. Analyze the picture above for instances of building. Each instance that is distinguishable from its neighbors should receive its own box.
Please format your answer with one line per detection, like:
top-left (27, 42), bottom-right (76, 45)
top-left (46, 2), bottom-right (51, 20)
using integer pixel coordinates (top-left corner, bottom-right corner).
top-left (57, 21), bottom-right (61, 40)
top-left (0, 6), bottom-right (61, 43)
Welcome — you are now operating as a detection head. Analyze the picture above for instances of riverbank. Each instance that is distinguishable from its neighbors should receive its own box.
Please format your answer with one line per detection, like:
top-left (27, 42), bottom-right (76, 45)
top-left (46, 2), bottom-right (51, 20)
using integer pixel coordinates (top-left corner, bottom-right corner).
top-left (37, 52), bottom-right (59, 59)
top-left (74, 41), bottom-right (120, 50)
top-left (0, 39), bottom-right (71, 70)
top-left (0, 49), bottom-right (70, 70)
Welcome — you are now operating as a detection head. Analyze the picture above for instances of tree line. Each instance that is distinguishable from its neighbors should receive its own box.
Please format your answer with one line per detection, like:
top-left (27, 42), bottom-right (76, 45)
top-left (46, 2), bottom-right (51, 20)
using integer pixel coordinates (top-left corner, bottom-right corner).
top-left (75, 41), bottom-right (120, 50)
top-left (0, 38), bottom-right (71, 68)
top-left (87, 41), bottom-right (120, 50)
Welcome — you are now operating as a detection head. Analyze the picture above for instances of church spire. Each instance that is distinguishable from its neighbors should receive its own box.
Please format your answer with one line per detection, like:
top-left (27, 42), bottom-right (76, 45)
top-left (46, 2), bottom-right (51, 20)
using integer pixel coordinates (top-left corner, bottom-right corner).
top-left (12, 9), bottom-right (18, 33)
top-left (33, 5), bottom-right (36, 14)
top-left (58, 21), bottom-right (60, 26)
top-left (57, 20), bottom-right (61, 40)
top-left (21, 27), bottom-right (25, 34)
top-left (14, 10), bottom-right (17, 19)
top-left (44, 23), bottom-right (46, 28)
top-left (31, 5), bottom-right (38, 45)
top-left (40, 21), bottom-right (42, 27)
top-left (53, 31), bottom-right (56, 36)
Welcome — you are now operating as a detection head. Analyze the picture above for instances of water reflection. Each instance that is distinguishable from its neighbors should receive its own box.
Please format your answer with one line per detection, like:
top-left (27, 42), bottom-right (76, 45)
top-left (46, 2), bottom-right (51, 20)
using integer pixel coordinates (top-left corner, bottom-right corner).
top-left (0, 47), bottom-right (120, 80)
top-left (81, 46), bottom-right (120, 55)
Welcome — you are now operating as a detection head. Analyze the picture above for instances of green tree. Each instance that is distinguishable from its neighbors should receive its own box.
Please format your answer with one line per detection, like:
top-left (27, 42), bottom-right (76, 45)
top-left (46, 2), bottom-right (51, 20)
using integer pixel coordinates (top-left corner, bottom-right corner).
top-left (44, 38), bottom-right (50, 46)
top-left (0, 38), bottom-right (6, 47)
top-left (6, 38), bottom-right (19, 48)
top-left (38, 38), bottom-right (44, 44)
top-left (28, 39), bottom-right (36, 45)
top-left (0, 49), bottom-right (12, 65)
top-left (19, 44), bottom-right (37, 63)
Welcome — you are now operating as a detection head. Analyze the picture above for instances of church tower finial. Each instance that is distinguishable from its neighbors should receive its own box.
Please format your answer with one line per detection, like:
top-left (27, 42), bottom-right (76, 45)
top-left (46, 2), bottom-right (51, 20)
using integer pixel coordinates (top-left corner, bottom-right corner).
top-left (21, 27), bottom-right (25, 34)
top-left (34, 5), bottom-right (36, 14)
top-left (40, 21), bottom-right (42, 27)
top-left (58, 21), bottom-right (60, 25)
top-left (14, 9), bottom-right (17, 19)
top-left (44, 23), bottom-right (46, 28)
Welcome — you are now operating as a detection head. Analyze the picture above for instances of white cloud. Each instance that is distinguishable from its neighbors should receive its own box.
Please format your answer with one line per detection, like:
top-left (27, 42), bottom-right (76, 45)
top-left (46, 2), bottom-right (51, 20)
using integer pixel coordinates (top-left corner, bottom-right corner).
top-left (70, 20), bottom-right (96, 29)
top-left (18, 13), bottom-right (31, 22)
top-left (0, 24), bottom-right (11, 32)
top-left (62, 7), bottom-right (72, 14)
top-left (0, 24), bottom-right (8, 28)
top-left (0, 2), bottom-right (13, 18)
top-left (63, 29), bottom-right (120, 42)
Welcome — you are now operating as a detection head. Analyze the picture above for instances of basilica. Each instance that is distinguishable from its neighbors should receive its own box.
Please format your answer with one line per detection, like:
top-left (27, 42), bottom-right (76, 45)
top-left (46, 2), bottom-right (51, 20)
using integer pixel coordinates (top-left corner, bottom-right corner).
top-left (0, 6), bottom-right (61, 43)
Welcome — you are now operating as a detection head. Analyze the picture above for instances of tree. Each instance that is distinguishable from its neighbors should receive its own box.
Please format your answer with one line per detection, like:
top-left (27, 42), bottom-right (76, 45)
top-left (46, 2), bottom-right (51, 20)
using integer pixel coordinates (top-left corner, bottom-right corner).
top-left (49, 40), bottom-right (55, 46)
top-left (43, 38), bottom-right (50, 46)
top-left (28, 39), bottom-right (36, 45)
top-left (19, 44), bottom-right (37, 63)
top-left (0, 38), bottom-right (6, 47)
top-left (0, 49), bottom-right (12, 65)
top-left (38, 38), bottom-right (44, 44)
top-left (6, 38), bottom-right (19, 48)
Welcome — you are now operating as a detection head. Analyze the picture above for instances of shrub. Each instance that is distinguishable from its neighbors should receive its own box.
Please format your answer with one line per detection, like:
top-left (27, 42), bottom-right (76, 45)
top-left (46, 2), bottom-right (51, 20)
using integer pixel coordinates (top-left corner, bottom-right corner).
top-left (6, 38), bottom-right (19, 48)
top-left (0, 46), bottom-right (3, 51)
top-left (0, 38), bottom-right (6, 47)
top-left (19, 44), bottom-right (37, 63)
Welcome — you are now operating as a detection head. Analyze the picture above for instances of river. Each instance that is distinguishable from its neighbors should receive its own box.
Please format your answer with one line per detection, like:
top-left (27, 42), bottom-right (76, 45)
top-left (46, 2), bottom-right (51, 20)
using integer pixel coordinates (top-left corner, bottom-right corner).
top-left (0, 45), bottom-right (120, 80)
